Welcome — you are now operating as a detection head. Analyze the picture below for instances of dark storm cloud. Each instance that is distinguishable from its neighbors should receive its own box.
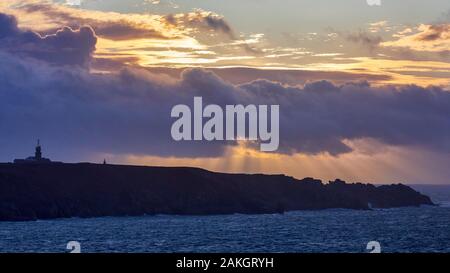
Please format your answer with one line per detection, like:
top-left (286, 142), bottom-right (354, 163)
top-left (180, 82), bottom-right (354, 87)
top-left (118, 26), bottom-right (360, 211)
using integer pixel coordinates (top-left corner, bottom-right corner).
top-left (0, 52), bottom-right (234, 159)
top-left (1, 13), bottom-right (450, 160)
top-left (0, 13), bottom-right (96, 66)
top-left (240, 79), bottom-right (450, 155)
top-left (1, 48), bottom-right (450, 159)
top-left (0, 13), bottom-right (19, 38)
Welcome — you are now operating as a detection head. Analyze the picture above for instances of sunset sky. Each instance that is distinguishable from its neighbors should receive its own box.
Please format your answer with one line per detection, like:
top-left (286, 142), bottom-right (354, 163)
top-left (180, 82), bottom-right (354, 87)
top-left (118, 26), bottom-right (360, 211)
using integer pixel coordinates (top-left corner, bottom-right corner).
top-left (1, 0), bottom-right (450, 184)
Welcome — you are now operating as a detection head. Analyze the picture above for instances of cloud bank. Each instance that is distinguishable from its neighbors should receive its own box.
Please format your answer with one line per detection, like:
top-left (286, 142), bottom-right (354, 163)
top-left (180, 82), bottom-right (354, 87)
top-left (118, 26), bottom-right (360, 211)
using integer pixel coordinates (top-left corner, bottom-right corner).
top-left (0, 13), bottom-right (96, 66)
top-left (1, 12), bottom-right (450, 169)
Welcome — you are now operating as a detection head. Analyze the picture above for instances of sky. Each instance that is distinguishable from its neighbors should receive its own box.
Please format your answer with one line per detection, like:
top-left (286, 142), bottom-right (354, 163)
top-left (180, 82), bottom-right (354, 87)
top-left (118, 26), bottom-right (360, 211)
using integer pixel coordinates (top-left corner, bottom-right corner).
top-left (0, 0), bottom-right (450, 184)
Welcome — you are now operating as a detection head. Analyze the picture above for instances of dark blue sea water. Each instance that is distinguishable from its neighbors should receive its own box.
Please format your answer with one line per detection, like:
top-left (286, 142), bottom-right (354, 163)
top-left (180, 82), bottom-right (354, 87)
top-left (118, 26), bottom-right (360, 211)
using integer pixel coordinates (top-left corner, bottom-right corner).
top-left (0, 185), bottom-right (449, 253)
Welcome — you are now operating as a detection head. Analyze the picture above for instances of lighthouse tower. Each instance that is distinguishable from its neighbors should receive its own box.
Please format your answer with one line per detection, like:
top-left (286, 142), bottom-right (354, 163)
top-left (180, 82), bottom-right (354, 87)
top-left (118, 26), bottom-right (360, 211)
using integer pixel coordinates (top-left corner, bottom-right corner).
top-left (35, 139), bottom-right (42, 160)
top-left (13, 139), bottom-right (55, 164)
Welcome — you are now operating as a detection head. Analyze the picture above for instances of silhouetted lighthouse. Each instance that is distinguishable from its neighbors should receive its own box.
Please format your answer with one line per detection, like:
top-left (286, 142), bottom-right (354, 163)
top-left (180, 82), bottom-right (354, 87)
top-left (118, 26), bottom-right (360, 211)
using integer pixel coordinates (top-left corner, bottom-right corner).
top-left (35, 139), bottom-right (42, 160)
top-left (14, 139), bottom-right (56, 164)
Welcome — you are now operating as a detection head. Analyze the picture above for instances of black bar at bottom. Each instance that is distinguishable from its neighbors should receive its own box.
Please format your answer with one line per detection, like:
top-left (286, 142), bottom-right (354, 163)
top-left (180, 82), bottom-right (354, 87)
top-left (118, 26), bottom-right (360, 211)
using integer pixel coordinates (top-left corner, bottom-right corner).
top-left (0, 253), bottom-right (448, 272)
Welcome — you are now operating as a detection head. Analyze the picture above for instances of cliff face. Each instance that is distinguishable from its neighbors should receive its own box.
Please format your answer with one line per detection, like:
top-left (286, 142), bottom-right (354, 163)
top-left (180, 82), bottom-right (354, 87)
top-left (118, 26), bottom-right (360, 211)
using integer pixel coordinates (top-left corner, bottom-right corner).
top-left (0, 163), bottom-right (433, 221)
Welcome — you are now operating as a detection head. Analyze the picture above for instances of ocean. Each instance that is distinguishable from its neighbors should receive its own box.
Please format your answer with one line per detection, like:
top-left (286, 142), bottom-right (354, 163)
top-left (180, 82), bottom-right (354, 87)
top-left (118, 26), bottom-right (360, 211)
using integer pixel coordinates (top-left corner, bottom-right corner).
top-left (0, 185), bottom-right (449, 253)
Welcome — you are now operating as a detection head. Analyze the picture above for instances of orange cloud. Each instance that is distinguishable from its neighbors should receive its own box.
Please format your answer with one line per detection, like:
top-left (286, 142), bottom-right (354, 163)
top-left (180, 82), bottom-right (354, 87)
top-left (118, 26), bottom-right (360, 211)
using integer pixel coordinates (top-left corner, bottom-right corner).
top-left (382, 24), bottom-right (450, 53)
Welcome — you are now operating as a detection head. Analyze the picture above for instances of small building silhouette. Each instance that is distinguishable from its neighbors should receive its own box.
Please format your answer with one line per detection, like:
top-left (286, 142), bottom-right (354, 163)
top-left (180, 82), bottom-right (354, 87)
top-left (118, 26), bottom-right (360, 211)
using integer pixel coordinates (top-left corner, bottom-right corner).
top-left (14, 140), bottom-right (54, 164)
